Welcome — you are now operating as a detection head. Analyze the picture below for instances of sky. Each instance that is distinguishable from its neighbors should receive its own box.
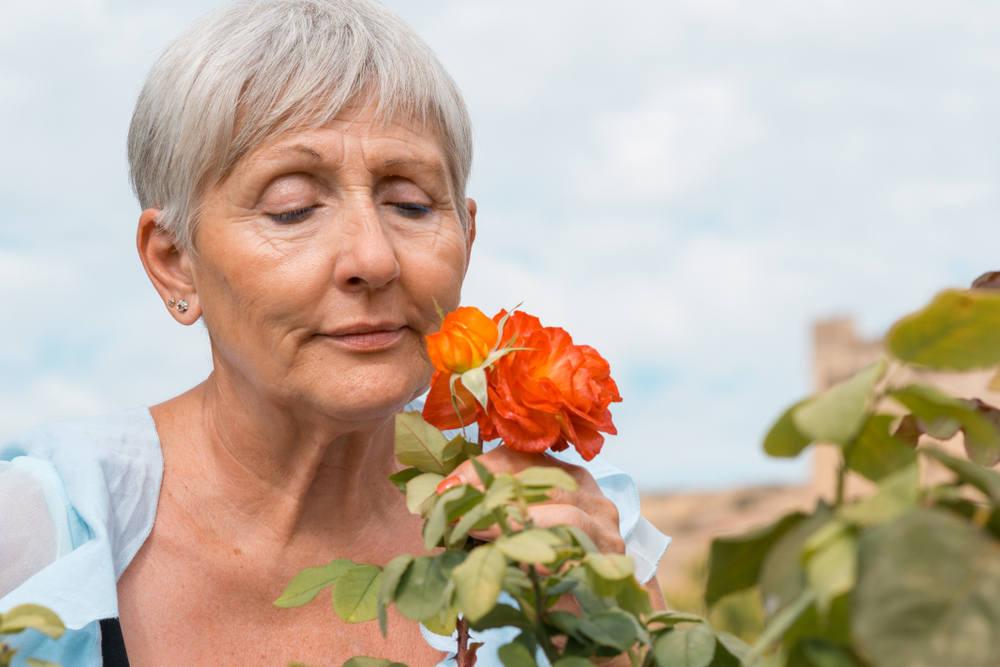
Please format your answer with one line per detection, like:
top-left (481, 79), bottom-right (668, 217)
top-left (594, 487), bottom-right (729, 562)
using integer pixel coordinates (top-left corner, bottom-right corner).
top-left (2, 0), bottom-right (1000, 491)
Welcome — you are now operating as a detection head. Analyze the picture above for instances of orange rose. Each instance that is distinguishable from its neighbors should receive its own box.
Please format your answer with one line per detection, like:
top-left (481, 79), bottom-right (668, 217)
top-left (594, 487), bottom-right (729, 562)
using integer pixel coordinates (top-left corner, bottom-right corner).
top-left (425, 306), bottom-right (499, 374)
top-left (422, 309), bottom-right (621, 461)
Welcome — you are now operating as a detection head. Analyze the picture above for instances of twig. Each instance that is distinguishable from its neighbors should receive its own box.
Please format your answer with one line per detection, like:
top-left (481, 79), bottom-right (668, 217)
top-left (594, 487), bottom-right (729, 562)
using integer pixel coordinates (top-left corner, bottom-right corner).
top-left (457, 617), bottom-right (471, 667)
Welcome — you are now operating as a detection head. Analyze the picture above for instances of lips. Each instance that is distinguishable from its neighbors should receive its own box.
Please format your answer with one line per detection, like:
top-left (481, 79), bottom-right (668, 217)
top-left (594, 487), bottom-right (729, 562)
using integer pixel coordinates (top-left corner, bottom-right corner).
top-left (323, 323), bottom-right (407, 352)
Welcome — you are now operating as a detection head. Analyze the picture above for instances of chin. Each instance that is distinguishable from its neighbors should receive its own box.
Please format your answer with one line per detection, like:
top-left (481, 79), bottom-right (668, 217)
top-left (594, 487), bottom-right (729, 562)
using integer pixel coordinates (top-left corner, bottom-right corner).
top-left (309, 365), bottom-right (429, 423)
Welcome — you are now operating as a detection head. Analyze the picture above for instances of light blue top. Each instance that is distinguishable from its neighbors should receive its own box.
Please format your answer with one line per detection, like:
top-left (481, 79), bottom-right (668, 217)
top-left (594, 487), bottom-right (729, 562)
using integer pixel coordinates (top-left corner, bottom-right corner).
top-left (0, 408), bottom-right (670, 667)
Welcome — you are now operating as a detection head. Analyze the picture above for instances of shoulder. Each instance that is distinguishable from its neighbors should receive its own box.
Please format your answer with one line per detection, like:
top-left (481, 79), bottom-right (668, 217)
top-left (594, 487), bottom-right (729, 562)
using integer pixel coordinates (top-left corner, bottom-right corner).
top-left (0, 408), bottom-right (164, 629)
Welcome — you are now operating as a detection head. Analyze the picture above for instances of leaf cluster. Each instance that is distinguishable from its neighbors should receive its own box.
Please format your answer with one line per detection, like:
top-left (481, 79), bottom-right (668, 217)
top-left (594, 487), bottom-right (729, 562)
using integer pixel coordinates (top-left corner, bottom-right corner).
top-left (708, 278), bottom-right (1000, 666)
top-left (280, 411), bottom-right (759, 666)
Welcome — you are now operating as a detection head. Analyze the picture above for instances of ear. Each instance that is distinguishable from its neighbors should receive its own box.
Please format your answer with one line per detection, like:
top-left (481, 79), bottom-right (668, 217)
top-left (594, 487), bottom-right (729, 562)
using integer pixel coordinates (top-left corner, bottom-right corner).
top-left (136, 208), bottom-right (202, 324)
top-left (464, 197), bottom-right (477, 275)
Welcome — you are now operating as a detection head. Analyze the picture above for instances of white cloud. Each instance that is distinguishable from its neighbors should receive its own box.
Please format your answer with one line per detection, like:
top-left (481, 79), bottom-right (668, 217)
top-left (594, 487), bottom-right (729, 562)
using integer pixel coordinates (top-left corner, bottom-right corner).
top-left (579, 82), bottom-right (760, 202)
top-left (4, 0), bottom-right (1000, 491)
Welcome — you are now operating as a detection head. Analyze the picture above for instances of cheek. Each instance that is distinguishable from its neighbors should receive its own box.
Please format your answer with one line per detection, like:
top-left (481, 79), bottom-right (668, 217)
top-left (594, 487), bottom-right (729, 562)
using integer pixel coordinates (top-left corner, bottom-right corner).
top-left (195, 226), bottom-right (330, 343)
top-left (399, 230), bottom-right (469, 311)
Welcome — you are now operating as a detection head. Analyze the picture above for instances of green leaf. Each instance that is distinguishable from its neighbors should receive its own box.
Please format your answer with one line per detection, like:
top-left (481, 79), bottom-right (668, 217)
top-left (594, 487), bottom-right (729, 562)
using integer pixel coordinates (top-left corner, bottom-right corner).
top-left (553, 659), bottom-right (593, 667)
top-left (713, 631), bottom-right (762, 667)
top-left (793, 360), bottom-right (887, 446)
top-left (387, 467), bottom-right (422, 494)
top-left (452, 544), bottom-right (507, 622)
top-left (653, 624), bottom-right (717, 667)
top-left (563, 525), bottom-right (599, 554)
top-left (444, 485), bottom-right (485, 522)
top-left (405, 472), bottom-right (445, 516)
top-left (423, 484), bottom-right (470, 550)
top-left (332, 564), bottom-right (382, 623)
top-left (377, 554), bottom-right (414, 635)
top-left (751, 590), bottom-right (816, 659)
top-left (546, 609), bottom-right (583, 639)
top-left (890, 384), bottom-right (1000, 466)
top-left (0, 605), bottom-right (65, 640)
top-left (440, 435), bottom-right (472, 475)
top-left (584, 553), bottom-right (634, 580)
top-left (393, 556), bottom-right (449, 623)
top-left (961, 399), bottom-right (1000, 466)
top-left (838, 464), bottom-right (919, 526)
top-left (853, 508), bottom-right (1000, 667)
top-left (615, 575), bottom-right (653, 616)
top-left (471, 457), bottom-right (494, 487)
top-left (25, 660), bottom-right (61, 667)
top-left (394, 412), bottom-right (453, 474)
top-left (764, 400), bottom-right (814, 458)
top-left (467, 604), bottom-right (534, 633)
top-left (922, 447), bottom-right (1000, 504)
top-left (781, 592), bottom-right (851, 648)
top-left (483, 473), bottom-right (517, 510)
top-left (496, 530), bottom-right (561, 564)
top-left (448, 501), bottom-right (496, 546)
top-left (845, 414), bottom-right (918, 482)
top-left (583, 554), bottom-right (634, 597)
top-left (705, 512), bottom-right (806, 606)
top-left (759, 506), bottom-right (832, 618)
top-left (577, 609), bottom-right (641, 653)
top-left (517, 467), bottom-right (579, 492)
top-left (498, 642), bottom-right (538, 667)
top-left (787, 639), bottom-right (861, 667)
top-left (561, 566), bottom-right (611, 616)
top-left (274, 559), bottom-right (355, 608)
top-left (647, 611), bottom-right (707, 627)
top-left (421, 605), bottom-right (458, 637)
top-left (801, 522), bottom-right (857, 617)
top-left (887, 288), bottom-right (1000, 370)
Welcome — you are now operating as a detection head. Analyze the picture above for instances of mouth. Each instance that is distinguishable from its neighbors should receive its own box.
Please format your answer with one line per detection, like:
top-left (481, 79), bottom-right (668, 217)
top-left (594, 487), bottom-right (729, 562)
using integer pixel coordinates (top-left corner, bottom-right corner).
top-left (322, 323), bottom-right (408, 352)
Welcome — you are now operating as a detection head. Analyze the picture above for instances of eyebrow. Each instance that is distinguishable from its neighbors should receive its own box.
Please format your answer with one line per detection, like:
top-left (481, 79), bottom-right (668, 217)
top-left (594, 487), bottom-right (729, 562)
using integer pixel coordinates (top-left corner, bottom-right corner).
top-left (272, 145), bottom-right (324, 161)
top-left (383, 158), bottom-right (445, 175)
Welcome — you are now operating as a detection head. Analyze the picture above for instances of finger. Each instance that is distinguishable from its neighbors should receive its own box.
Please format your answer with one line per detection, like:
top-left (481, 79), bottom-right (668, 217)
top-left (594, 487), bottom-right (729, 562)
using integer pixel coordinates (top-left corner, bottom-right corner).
top-left (440, 445), bottom-right (601, 499)
top-left (466, 525), bottom-right (502, 542)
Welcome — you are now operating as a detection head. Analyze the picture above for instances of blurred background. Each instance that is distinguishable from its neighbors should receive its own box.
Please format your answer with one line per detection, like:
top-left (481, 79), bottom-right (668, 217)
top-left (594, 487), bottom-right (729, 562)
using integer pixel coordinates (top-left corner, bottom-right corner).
top-left (2, 0), bottom-right (1000, 499)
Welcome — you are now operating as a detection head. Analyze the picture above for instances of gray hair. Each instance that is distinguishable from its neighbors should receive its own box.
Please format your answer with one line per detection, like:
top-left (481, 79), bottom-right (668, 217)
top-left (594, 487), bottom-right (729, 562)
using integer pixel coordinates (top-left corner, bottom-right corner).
top-left (128, 0), bottom-right (473, 252)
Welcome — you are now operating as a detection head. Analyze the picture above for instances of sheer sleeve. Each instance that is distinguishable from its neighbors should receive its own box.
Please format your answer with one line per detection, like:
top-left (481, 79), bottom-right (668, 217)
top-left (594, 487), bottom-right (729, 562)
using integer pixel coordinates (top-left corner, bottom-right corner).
top-left (0, 458), bottom-right (74, 598)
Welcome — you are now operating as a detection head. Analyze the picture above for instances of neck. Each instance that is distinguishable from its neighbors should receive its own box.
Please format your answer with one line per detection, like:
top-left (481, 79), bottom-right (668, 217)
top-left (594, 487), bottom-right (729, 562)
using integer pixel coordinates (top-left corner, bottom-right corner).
top-left (152, 367), bottom-right (410, 552)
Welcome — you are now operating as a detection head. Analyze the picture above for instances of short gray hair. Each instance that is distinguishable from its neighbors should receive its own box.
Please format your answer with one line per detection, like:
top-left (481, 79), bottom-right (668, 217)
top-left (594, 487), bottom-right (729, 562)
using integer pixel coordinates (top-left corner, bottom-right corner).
top-left (128, 0), bottom-right (473, 251)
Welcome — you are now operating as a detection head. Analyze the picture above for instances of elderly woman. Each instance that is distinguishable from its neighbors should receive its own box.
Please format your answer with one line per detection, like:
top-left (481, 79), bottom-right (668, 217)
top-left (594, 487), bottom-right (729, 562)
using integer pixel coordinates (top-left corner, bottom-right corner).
top-left (0, 0), bottom-right (669, 665)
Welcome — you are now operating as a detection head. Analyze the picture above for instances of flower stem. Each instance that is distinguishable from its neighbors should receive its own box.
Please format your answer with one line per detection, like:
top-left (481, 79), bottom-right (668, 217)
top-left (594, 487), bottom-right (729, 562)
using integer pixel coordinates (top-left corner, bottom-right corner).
top-left (456, 617), bottom-right (472, 667)
top-left (528, 566), bottom-right (560, 663)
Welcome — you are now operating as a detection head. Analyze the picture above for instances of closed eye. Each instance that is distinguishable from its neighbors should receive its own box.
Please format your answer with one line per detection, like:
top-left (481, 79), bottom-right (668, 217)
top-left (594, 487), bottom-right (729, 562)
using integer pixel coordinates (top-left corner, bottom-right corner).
top-left (268, 207), bottom-right (314, 224)
top-left (393, 202), bottom-right (432, 218)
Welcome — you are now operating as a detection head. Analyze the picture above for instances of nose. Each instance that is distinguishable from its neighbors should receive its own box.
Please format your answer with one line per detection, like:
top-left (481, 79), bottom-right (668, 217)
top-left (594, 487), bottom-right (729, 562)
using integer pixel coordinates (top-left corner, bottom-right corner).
top-left (333, 199), bottom-right (401, 292)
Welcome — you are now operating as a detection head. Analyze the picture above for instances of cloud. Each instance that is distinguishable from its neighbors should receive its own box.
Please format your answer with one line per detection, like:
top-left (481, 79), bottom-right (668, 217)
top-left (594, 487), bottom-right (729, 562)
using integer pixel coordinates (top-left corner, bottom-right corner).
top-left (3, 0), bottom-right (1000, 493)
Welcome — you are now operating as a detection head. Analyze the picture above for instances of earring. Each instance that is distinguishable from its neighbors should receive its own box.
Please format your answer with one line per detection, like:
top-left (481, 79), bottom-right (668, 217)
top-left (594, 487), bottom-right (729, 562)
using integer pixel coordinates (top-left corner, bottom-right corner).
top-left (176, 299), bottom-right (189, 313)
top-left (167, 298), bottom-right (176, 308)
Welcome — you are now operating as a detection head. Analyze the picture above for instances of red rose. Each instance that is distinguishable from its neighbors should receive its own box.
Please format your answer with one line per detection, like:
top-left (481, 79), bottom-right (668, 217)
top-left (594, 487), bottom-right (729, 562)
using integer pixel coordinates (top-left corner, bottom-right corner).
top-left (422, 309), bottom-right (621, 461)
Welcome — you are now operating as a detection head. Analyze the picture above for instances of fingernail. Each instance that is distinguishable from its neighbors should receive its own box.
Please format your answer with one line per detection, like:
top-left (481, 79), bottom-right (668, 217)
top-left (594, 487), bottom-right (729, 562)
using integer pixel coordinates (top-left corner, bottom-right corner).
top-left (437, 476), bottom-right (463, 494)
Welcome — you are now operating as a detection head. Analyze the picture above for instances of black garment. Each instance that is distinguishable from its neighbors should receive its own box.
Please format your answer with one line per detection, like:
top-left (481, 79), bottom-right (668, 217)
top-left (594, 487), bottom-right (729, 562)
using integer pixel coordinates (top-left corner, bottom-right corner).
top-left (99, 619), bottom-right (130, 667)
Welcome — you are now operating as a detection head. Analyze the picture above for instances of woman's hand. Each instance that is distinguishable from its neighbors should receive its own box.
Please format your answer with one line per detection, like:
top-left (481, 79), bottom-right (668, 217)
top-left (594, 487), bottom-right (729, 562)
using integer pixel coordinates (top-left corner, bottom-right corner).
top-left (442, 446), bottom-right (666, 666)
top-left (440, 445), bottom-right (626, 555)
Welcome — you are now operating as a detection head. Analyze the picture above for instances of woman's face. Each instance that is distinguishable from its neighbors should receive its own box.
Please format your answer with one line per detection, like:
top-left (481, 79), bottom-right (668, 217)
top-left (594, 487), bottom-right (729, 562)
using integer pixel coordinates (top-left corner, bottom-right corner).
top-left (189, 103), bottom-right (475, 423)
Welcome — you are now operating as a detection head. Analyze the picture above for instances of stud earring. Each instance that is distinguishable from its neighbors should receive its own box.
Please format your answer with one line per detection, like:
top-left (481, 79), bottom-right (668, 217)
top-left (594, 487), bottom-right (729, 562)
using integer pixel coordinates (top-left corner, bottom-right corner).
top-left (167, 298), bottom-right (176, 308)
top-left (176, 299), bottom-right (189, 313)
